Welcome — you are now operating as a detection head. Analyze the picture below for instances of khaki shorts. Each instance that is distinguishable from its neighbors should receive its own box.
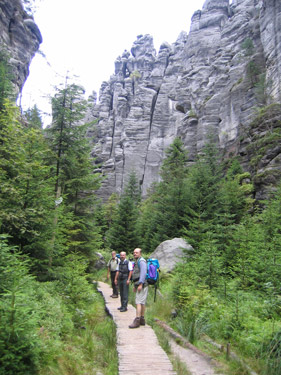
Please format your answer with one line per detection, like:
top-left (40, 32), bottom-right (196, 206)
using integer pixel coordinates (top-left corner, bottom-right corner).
top-left (135, 285), bottom-right (149, 305)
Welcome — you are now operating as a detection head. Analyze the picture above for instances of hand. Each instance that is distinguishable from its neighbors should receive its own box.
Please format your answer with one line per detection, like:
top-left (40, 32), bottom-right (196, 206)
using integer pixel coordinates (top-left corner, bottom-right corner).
top-left (133, 287), bottom-right (136, 293)
top-left (126, 280), bottom-right (130, 285)
top-left (137, 284), bottom-right (143, 292)
top-left (114, 279), bottom-right (118, 285)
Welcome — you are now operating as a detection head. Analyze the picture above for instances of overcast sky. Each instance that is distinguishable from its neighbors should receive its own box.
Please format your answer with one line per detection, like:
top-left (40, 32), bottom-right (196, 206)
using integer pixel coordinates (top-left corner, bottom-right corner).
top-left (20, 0), bottom-right (206, 124)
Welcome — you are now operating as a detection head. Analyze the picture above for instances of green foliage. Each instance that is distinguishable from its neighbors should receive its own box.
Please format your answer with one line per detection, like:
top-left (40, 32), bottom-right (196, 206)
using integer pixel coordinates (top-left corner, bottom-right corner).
top-left (55, 253), bottom-right (95, 313)
top-left (106, 170), bottom-right (141, 252)
top-left (160, 137), bottom-right (189, 182)
top-left (241, 38), bottom-right (254, 56)
top-left (247, 60), bottom-right (261, 85)
top-left (0, 50), bottom-right (14, 111)
top-left (255, 73), bottom-right (267, 104)
top-left (130, 70), bottom-right (141, 80)
top-left (1, 38), bottom-right (281, 374)
top-left (183, 139), bottom-right (223, 249)
top-left (0, 236), bottom-right (118, 374)
top-left (261, 330), bottom-right (281, 375)
top-left (0, 100), bottom-right (55, 269)
top-left (0, 238), bottom-right (42, 374)
top-left (24, 105), bottom-right (43, 128)
top-left (137, 137), bottom-right (190, 250)
top-left (45, 82), bottom-right (102, 264)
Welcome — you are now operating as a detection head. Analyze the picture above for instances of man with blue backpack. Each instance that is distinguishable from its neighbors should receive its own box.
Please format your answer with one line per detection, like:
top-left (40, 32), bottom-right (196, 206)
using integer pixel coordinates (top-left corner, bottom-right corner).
top-left (129, 248), bottom-right (149, 328)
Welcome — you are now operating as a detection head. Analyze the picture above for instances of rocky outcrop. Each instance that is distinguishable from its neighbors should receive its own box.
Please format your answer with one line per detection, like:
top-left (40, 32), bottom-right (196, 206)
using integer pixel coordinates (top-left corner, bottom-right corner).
top-left (87, 0), bottom-right (281, 201)
top-left (0, 0), bottom-right (42, 95)
top-left (149, 238), bottom-right (194, 272)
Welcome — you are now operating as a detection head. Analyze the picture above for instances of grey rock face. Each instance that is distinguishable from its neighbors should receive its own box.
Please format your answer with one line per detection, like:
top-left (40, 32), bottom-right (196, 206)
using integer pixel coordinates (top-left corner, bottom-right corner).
top-left (92, 252), bottom-right (106, 271)
top-left (149, 238), bottom-right (194, 273)
top-left (87, 0), bottom-right (281, 201)
top-left (0, 0), bottom-right (42, 95)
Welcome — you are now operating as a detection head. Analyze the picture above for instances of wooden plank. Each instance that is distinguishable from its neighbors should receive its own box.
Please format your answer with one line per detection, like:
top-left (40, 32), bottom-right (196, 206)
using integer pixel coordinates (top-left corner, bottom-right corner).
top-left (98, 281), bottom-right (176, 375)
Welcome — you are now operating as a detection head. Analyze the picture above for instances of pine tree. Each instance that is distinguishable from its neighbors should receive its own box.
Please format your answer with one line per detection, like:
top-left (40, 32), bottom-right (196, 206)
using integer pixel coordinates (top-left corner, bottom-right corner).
top-left (136, 191), bottom-right (159, 252)
top-left (24, 105), bottom-right (43, 129)
top-left (0, 50), bottom-right (14, 112)
top-left (45, 82), bottom-right (102, 264)
top-left (258, 186), bottom-right (281, 289)
top-left (0, 237), bottom-right (41, 374)
top-left (106, 171), bottom-right (140, 253)
top-left (213, 160), bottom-right (254, 280)
top-left (139, 137), bottom-right (190, 249)
top-left (0, 99), bottom-right (55, 275)
top-left (183, 139), bottom-right (222, 249)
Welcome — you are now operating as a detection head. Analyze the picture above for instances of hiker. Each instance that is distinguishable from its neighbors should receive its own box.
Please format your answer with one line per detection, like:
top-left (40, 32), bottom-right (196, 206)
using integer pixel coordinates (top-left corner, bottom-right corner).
top-left (114, 251), bottom-right (133, 312)
top-left (129, 247), bottom-right (148, 328)
top-left (107, 251), bottom-right (119, 298)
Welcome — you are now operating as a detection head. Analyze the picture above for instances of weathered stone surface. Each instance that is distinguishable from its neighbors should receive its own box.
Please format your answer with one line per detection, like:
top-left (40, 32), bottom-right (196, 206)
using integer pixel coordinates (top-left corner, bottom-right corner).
top-left (87, 0), bottom-right (281, 201)
top-left (0, 0), bottom-right (42, 95)
top-left (92, 252), bottom-right (106, 271)
top-left (149, 238), bottom-right (194, 272)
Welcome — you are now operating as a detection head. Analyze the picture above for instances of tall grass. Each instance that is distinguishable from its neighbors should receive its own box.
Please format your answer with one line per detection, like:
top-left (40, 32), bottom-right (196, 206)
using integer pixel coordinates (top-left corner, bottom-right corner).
top-left (39, 295), bottom-right (118, 375)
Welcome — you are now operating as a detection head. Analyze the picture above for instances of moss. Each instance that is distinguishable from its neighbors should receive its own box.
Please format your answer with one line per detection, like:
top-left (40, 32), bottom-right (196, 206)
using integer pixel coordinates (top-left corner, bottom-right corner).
top-left (250, 103), bottom-right (281, 129)
top-left (230, 77), bottom-right (243, 91)
top-left (241, 38), bottom-right (254, 56)
top-left (238, 172), bottom-right (251, 182)
top-left (203, 95), bottom-right (213, 105)
top-left (129, 70), bottom-right (141, 80)
top-left (245, 104), bottom-right (281, 171)
top-left (188, 109), bottom-right (198, 119)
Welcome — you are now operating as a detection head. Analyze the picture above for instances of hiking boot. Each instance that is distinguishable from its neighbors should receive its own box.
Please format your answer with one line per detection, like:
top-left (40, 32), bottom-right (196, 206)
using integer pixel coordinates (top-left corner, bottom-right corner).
top-left (111, 294), bottom-right (118, 298)
top-left (140, 316), bottom-right (145, 326)
top-left (119, 307), bottom-right (127, 312)
top-left (129, 317), bottom-right (140, 329)
top-left (117, 306), bottom-right (122, 310)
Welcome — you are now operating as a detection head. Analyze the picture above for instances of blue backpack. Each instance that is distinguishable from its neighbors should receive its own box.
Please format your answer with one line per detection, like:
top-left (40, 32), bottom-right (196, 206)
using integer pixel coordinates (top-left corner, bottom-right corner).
top-left (146, 258), bottom-right (160, 285)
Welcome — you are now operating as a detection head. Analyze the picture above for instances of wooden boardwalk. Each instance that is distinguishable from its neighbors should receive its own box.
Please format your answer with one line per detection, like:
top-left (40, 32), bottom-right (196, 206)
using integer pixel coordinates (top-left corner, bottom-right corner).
top-left (97, 281), bottom-right (176, 375)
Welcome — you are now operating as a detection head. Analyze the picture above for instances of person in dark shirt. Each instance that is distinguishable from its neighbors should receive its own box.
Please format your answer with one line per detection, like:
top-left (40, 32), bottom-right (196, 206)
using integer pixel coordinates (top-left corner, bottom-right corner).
top-left (115, 251), bottom-right (133, 312)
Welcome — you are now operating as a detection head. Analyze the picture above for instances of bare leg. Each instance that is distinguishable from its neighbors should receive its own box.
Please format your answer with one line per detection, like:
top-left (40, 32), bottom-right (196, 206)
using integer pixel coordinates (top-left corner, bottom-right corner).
top-left (136, 304), bottom-right (142, 317)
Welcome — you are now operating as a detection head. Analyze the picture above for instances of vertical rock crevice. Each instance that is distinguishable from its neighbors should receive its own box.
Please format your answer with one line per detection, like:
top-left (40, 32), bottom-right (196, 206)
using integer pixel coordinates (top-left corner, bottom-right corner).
top-left (141, 87), bottom-right (161, 187)
top-left (89, 0), bottom-right (281, 201)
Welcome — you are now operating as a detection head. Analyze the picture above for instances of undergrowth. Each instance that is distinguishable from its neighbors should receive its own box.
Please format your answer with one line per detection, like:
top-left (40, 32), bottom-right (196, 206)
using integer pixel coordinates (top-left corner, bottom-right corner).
top-left (145, 274), bottom-right (281, 375)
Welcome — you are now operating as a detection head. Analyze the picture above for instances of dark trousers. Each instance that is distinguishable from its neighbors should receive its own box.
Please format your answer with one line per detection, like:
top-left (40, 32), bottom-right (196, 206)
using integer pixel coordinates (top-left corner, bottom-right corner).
top-left (119, 277), bottom-right (129, 308)
top-left (110, 271), bottom-right (118, 296)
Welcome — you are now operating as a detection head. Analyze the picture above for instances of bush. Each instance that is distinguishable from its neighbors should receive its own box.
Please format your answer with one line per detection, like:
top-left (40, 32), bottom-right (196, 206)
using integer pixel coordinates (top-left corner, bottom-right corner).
top-left (0, 238), bottom-right (42, 374)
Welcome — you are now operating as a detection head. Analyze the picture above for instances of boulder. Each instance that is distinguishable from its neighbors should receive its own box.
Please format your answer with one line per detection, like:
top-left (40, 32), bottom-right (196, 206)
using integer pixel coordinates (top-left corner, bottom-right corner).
top-left (149, 238), bottom-right (194, 272)
top-left (93, 252), bottom-right (106, 270)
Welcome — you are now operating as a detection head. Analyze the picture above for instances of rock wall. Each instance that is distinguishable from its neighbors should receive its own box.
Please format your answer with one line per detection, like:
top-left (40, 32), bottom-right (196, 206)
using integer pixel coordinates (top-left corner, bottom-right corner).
top-left (0, 0), bottom-right (42, 95)
top-left (87, 0), bottom-right (281, 200)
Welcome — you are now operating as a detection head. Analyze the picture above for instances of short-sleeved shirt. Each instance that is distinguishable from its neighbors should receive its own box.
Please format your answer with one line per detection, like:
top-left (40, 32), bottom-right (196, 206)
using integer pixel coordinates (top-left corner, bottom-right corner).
top-left (107, 258), bottom-right (119, 272)
top-left (116, 259), bottom-right (133, 272)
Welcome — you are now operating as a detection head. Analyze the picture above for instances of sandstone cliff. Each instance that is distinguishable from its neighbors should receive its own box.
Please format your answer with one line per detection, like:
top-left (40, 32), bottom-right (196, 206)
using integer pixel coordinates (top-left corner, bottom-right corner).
top-left (87, 0), bottom-right (281, 201)
top-left (0, 0), bottom-right (42, 95)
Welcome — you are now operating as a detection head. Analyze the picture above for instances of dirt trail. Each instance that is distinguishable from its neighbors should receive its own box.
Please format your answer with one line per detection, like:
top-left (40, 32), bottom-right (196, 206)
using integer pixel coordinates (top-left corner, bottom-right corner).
top-left (169, 338), bottom-right (218, 375)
